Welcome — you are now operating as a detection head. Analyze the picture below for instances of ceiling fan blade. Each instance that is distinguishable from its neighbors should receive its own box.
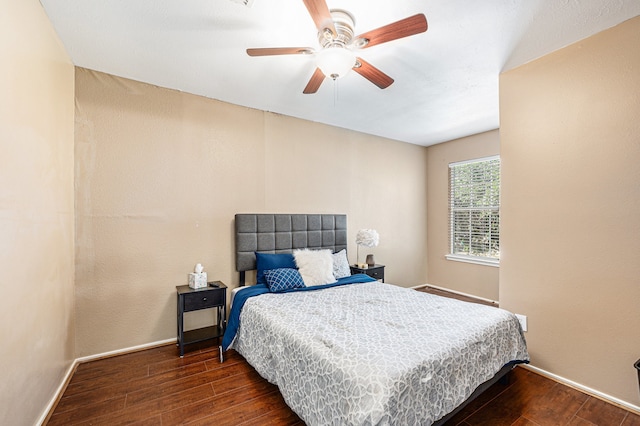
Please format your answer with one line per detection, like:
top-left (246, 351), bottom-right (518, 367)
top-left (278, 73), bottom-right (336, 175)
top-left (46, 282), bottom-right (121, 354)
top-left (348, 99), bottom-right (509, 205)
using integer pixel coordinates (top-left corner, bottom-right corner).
top-left (302, 0), bottom-right (337, 38)
top-left (353, 57), bottom-right (394, 89)
top-left (247, 47), bottom-right (314, 56)
top-left (303, 68), bottom-right (325, 94)
top-left (354, 14), bottom-right (427, 49)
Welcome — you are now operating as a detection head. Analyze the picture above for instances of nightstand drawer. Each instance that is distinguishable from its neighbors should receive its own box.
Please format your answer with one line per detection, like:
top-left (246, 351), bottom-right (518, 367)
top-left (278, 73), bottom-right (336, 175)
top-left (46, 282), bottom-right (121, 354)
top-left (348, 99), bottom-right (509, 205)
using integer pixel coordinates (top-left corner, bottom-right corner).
top-left (350, 264), bottom-right (385, 282)
top-left (367, 269), bottom-right (383, 280)
top-left (183, 290), bottom-right (225, 311)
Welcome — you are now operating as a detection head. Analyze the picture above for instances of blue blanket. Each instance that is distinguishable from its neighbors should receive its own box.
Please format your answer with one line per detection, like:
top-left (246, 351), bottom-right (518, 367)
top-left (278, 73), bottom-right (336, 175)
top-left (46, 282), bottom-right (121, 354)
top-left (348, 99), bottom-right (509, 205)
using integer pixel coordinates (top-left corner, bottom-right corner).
top-left (222, 274), bottom-right (376, 351)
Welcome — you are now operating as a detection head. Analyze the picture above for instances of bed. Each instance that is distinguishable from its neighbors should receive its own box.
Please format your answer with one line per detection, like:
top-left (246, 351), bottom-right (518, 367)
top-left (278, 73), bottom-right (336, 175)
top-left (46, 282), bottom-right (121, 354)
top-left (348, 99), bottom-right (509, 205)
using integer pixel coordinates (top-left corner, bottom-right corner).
top-left (222, 214), bottom-right (529, 425)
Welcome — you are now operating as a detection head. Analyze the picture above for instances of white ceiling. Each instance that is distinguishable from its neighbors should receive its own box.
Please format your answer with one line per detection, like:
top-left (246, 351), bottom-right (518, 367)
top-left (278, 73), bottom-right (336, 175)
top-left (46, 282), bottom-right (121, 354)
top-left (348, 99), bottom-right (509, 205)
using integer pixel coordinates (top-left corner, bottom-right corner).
top-left (41, 0), bottom-right (640, 146)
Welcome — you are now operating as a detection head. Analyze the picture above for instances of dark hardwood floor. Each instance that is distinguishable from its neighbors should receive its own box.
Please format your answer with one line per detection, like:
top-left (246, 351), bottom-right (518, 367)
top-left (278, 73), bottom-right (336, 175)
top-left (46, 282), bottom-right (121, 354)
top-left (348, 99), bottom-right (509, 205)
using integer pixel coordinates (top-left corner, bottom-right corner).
top-left (47, 341), bottom-right (640, 426)
top-left (47, 286), bottom-right (640, 425)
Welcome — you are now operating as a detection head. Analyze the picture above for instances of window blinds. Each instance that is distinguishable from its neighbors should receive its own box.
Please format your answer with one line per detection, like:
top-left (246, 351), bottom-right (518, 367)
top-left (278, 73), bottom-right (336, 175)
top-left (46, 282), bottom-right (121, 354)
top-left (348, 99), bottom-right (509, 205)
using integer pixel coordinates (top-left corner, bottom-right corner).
top-left (449, 156), bottom-right (500, 263)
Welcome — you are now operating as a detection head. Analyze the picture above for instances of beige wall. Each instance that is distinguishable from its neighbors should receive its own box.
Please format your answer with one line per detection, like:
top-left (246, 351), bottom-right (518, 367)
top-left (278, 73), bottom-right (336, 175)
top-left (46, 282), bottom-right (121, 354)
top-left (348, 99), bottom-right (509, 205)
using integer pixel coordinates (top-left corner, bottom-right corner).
top-left (426, 130), bottom-right (500, 301)
top-left (74, 68), bottom-right (428, 357)
top-left (13, 0), bottom-right (638, 415)
top-left (0, 1), bottom-right (75, 425)
top-left (500, 16), bottom-right (640, 407)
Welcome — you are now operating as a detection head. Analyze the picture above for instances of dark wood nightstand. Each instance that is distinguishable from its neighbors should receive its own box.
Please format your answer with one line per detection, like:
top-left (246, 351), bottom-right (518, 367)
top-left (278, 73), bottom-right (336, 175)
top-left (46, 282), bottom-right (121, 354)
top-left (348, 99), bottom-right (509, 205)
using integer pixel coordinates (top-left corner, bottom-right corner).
top-left (350, 264), bottom-right (385, 282)
top-left (176, 282), bottom-right (227, 359)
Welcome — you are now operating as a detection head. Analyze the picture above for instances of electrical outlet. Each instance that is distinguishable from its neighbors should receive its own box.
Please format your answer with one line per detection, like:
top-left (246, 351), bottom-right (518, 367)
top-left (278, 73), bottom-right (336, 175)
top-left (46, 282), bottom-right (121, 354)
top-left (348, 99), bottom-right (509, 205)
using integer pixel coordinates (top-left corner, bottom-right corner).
top-left (515, 314), bottom-right (528, 332)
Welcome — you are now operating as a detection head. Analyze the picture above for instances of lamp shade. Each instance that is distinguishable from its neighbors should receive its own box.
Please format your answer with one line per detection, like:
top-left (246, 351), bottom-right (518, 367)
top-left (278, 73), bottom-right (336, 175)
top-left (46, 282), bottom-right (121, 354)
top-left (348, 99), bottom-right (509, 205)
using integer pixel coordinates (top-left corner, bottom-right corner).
top-left (355, 229), bottom-right (379, 248)
top-left (317, 47), bottom-right (356, 80)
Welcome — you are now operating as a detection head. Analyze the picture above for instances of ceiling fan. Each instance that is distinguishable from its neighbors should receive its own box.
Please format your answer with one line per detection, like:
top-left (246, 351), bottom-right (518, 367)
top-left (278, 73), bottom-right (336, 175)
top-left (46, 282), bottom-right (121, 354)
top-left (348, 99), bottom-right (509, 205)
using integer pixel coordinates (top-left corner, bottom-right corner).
top-left (246, 0), bottom-right (428, 94)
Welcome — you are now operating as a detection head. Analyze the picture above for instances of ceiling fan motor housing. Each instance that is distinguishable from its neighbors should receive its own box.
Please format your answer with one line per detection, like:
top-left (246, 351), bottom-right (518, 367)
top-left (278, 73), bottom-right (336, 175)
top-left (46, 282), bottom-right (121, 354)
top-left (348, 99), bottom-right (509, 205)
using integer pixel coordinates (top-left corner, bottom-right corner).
top-left (318, 9), bottom-right (355, 48)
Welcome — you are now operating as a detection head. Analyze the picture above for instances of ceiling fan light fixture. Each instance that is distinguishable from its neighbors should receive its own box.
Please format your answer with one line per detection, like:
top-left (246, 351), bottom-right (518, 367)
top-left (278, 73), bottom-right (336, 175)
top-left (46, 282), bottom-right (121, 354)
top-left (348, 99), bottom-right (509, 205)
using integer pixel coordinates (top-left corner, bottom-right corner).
top-left (316, 46), bottom-right (356, 80)
top-left (353, 38), bottom-right (369, 48)
top-left (321, 27), bottom-right (334, 41)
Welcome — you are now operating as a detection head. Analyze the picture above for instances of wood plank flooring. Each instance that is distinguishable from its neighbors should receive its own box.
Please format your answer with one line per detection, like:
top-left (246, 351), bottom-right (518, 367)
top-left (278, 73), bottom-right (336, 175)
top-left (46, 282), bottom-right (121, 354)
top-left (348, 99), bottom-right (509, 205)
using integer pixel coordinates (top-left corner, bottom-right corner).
top-left (47, 285), bottom-right (640, 425)
top-left (47, 341), bottom-right (640, 426)
top-left (47, 342), bottom-right (303, 426)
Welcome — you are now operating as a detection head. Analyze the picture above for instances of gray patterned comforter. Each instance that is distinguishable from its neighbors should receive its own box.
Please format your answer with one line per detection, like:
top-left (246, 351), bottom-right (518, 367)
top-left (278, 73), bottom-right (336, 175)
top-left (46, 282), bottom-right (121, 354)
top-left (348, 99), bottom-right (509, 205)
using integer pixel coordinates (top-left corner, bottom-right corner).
top-left (232, 282), bottom-right (529, 425)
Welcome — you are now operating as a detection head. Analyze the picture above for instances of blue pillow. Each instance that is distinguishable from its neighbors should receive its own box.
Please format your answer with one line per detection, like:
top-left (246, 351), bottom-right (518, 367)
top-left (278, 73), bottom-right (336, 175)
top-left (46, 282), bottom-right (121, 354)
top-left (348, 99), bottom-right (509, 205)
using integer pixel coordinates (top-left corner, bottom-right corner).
top-left (264, 268), bottom-right (305, 292)
top-left (255, 252), bottom-right (296, 284)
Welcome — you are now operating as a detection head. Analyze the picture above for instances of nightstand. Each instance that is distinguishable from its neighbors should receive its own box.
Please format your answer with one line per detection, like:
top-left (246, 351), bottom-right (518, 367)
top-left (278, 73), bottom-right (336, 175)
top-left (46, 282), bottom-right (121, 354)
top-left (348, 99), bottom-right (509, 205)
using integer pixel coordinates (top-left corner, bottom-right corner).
top-left (176, 282), bottom-right (227, 358)
top-left (350, 264), bottom-right (385, 282)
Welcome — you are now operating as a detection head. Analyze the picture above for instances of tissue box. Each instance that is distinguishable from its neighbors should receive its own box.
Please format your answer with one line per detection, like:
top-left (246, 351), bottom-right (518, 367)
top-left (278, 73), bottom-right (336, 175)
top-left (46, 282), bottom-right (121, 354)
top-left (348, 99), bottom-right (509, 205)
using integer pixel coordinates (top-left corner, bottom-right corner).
top-left (188, 272), bottom-right (208, 289)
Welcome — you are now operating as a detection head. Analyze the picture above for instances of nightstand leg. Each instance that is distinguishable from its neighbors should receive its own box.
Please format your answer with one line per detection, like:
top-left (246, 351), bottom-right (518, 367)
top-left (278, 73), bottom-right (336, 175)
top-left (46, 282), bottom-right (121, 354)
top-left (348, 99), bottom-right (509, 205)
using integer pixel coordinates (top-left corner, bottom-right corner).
top-left (177, 295), bottom-right (185, 358)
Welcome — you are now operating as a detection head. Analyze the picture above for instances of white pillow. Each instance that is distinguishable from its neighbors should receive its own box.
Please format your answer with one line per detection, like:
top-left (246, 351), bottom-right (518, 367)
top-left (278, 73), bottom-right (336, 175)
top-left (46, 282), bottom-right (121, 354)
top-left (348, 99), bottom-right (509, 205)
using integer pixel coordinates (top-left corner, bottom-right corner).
top-left (293, 249), bottom-right (337, 287)
top-left (332, 249), bottom-right (351, 279)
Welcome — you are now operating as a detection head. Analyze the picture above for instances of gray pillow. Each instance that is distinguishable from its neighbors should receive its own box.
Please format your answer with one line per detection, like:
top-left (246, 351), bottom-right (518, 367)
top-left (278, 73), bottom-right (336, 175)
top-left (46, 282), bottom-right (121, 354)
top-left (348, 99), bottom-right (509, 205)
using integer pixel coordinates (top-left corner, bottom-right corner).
top-left (332, 249), bottom-right (351, 279)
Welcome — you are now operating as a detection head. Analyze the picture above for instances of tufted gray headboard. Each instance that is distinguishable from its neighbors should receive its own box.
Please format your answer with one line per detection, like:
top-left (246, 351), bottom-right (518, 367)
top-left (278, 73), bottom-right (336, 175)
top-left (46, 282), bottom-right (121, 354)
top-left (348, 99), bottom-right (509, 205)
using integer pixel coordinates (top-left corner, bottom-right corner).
top-left (235, 213), bottom-right (347, 285)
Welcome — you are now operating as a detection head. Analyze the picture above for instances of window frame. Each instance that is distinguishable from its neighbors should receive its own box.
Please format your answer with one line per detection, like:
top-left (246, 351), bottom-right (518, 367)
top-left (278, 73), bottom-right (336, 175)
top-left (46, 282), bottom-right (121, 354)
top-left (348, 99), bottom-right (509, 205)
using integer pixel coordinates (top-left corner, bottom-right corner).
top-left (446, 155), bottom-right (500, 267)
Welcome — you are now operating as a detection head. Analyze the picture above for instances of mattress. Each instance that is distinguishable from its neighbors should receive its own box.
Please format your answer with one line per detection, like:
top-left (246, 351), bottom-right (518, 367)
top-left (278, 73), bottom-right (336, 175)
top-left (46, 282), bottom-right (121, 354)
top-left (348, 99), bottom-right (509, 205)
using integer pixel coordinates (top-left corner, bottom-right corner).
top-left (231, 281), bottom-right (529, 425)
top-left (230, 285), bottom-right (250, 310)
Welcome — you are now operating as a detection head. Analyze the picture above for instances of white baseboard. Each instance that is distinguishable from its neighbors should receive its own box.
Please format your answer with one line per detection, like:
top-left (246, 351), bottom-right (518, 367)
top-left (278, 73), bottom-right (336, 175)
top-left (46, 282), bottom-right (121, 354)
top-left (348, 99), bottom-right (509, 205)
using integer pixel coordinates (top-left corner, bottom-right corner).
top-left (522, 364), bottom-right (640, 415)
top-left (38, 338), bottom-right (177, 425)
top-left (411, 283), bottom-right (499, 305)
top-left (75, 337), bottom-right (176, 363)
top-left (36, 359), bottom-right (79, 426)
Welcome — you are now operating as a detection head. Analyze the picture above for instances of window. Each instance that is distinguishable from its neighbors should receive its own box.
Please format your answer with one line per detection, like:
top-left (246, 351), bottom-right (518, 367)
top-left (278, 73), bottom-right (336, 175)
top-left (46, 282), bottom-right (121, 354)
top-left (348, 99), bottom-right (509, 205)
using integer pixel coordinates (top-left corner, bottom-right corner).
top-left (447, 156), bottom-right (500, 266)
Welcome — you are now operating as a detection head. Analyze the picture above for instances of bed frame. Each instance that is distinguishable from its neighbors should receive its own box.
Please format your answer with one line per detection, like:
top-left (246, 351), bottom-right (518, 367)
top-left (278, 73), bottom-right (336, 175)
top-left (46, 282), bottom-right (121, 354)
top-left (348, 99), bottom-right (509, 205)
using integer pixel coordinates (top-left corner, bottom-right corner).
top-left (232, 212), bottom-right (518, 424)
top-left (433, 361), bottom-right (517, 425)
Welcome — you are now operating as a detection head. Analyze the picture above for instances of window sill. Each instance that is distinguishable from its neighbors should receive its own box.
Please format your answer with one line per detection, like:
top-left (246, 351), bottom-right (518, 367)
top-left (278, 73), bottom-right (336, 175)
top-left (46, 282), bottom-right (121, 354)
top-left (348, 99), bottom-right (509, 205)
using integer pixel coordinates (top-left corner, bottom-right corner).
top-left (445, 254), bottom-right (499, 268)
